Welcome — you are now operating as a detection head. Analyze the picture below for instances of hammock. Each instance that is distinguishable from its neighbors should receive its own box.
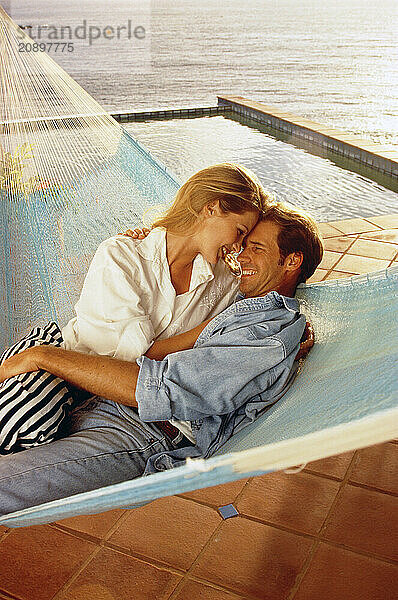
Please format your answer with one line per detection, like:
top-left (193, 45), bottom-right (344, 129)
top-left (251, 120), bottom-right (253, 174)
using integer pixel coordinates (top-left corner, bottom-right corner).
top-left (1, 7), bottom-right (397, 527)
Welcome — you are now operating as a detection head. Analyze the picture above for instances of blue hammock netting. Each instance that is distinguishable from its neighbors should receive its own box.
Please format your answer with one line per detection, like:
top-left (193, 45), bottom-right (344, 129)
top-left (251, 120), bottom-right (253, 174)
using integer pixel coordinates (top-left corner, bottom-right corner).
top-left (0, 7), bottom-right (397, 528)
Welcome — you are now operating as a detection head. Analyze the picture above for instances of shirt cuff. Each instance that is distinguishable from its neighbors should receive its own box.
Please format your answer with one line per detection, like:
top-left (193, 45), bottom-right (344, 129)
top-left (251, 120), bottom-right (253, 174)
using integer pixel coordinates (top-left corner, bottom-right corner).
top-left (135, 355), bottom-right (172, 422)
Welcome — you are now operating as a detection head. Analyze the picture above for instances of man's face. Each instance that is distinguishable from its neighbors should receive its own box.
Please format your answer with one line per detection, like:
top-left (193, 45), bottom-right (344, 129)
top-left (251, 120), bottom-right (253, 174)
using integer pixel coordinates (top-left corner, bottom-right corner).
top-left (237, 220), bottom-right (287, 297)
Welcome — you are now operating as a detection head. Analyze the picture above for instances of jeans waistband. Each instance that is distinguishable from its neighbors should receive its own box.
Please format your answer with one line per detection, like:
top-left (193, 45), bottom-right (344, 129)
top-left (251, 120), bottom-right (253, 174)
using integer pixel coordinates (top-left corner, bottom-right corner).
top-left (153, 420), bottom-right (194, 449)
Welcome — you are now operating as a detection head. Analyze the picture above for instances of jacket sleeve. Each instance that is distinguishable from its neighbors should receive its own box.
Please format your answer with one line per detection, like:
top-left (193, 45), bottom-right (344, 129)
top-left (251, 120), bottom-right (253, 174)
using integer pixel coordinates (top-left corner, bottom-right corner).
top-left (70, 238), bottom-right (155, 361)
top-left (135, 332), bottom-right (286, 422)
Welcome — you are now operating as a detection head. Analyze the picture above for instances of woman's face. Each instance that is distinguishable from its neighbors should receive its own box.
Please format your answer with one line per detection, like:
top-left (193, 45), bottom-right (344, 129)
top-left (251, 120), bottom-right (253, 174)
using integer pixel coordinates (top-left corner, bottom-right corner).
top-left (198, 202), bottom-right (259, 265)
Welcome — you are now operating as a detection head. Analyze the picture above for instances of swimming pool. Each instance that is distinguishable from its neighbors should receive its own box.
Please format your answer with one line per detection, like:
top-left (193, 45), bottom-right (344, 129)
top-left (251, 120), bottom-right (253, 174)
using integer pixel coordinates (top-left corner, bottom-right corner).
top-left (124, 115), bottom-right (398, 223)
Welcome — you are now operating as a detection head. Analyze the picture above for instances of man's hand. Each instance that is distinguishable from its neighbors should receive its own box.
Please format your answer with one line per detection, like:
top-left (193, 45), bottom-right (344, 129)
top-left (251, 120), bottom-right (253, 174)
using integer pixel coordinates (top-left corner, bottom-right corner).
top-left (118, 227), bottom-right (151, 240)
top-left (0, 346), bottom-right (43, 383)
top-left (295, 321), bottom-right (315, 361)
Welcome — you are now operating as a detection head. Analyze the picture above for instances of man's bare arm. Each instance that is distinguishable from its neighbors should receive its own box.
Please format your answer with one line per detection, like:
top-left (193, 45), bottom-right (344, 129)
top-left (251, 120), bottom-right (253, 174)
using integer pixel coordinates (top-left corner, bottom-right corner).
top-left (0, 346), bottom-right (139, 407)
top-left (0, 319), bottom-right (212, 404)
top-left (0, 316), bottom-right (313, 403)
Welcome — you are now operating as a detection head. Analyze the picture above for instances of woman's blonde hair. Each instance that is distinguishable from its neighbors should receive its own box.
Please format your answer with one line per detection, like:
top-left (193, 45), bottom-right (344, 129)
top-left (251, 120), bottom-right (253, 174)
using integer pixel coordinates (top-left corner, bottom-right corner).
top-left (151, 163), bottom-right (272, 234)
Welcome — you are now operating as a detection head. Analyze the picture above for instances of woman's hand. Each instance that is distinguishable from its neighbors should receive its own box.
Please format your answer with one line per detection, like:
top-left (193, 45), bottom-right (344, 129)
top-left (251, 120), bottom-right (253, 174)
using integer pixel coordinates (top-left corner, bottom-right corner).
top-left (295, 321), bottom-right (315, 361)
top-left (0, 346), bottom-right (43, 383)
top-left (118, 227), bottom-right (151, 239)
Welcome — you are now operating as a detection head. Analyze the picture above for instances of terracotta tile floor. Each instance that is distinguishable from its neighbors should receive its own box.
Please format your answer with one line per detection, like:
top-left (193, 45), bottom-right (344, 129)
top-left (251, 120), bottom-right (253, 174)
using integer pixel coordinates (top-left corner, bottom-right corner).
top-left (1, 214), bottom-right (397, 600)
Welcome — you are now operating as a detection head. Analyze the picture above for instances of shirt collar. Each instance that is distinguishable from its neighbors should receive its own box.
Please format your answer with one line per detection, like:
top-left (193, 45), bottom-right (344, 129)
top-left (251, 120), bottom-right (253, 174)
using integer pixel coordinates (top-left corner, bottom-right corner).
top-left (136, 227), bottom-right (214, 292)
top-left (196, 290), bottom-right (300, 347)
top-left (189, 252), bottom-right (214, 290)
top-left (235, 290), bottom-right (299, 312)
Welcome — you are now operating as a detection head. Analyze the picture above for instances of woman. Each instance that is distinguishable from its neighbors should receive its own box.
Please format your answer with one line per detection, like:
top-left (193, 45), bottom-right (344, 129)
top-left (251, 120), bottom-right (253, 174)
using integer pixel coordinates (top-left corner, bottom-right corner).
top-left (0, 163), bottom-right (270, 453)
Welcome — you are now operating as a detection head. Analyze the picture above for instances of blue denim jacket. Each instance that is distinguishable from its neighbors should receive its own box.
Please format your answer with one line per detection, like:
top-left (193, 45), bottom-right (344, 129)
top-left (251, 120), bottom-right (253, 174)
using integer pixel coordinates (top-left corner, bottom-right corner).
top-left (134, 291), bottom-right (306, 474)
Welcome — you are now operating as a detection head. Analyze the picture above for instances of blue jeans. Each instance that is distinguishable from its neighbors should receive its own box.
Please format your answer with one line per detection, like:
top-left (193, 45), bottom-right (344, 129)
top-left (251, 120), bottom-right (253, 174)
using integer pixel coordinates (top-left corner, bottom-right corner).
top-left (0, 397), bottom-right (174, 516)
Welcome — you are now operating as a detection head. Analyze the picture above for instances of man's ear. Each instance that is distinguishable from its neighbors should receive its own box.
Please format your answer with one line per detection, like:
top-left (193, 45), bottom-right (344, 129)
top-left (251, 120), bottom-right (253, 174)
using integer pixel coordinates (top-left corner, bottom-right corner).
top-left (285, 252), bottom-right (303, 272)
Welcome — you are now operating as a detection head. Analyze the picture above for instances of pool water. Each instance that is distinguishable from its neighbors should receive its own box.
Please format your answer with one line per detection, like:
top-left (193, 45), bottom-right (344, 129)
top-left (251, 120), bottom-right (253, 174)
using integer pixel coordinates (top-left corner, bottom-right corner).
top-left (124, 116), bottom-right (398, 223)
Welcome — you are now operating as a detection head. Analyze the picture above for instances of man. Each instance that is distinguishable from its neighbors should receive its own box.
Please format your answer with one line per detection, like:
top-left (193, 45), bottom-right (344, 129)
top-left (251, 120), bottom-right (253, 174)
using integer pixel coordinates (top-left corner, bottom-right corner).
top-left (0, 203), bottom-right (323, 515)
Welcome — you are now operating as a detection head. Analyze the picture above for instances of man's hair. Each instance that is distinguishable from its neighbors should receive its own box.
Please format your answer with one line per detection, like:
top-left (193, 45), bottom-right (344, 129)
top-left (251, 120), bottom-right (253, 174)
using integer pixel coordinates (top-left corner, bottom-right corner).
top-left (262, 202), bottom-right (324, 284)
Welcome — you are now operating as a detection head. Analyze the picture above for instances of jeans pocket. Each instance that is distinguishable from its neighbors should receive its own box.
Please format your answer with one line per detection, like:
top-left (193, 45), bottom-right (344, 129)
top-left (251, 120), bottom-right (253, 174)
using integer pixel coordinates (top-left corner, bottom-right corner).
top-left (116, 404), bottom-right (168, 446)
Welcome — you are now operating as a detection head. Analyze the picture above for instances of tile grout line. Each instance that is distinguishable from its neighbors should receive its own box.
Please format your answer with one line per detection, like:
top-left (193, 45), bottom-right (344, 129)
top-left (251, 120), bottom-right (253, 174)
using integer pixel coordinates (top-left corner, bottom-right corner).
top-left (50, 545), bottom-right (102, 600)
top-left (326, 221), bottom-right (384, 235)
top-left (347, 480), bottom-right (398, 498)
top-left (322, 252), bottom-right (344, 272)
top-left (172, 459), bottom-right (398, 600)
top-left (164, 518), bottom-right (233, 600)
top-left (325, 234), bottom-right (359, 254)
top-left (321, 268), bottom-right (334, 281)
top-left (302, 465), bottom-right (398, 497)
top-left (351, 235), bottom-right (398, 246)
top-left (335, 234), bottom-right (398, 264)
top-left (50, 510), bottom-right (132, 600)
top-left (1, 217), bottom-right (396, 600)
top-left (50, 507), bottom-right (131, 546)
top-left (354, 243), bottom-right (398, 256)
top-left (290, 447), bottom-right (398, 590)
top-left (176, 465), bottom-right (398, 554)
top-left (341, 234), bottom-right (366, 255)
top-left (45, 460), bottom-right (398, 600)
top-left (287, 450), bottom-right (361, 600)
top-left (50, 493), bottom-right (305, 598)
top-left (0, 588), bottom-right (23, 600)
top-left (166, 479), bottom-right (257, 600)
top-left (343, 236), bottom-right (398, 260)
top-left (388, 250), bottom-right (398, 266)
top-left (48, 523), bottom-right (106, 546)
top-left (319, 226), bottom-right (398, 279)
top-left (2, 472), bottom-right (394, 599)
top-left (167, 461), bottom-right (395, 600)
top-left (0, 528), bottom-right (14, 545)
top-left (301, 467), bottom-right (351, 481)
top-left (310, 538), bottom-right (398, 567)
top-left (102, 539), bottom-right (187, 576)
top-left (362, 217), bottom-right (394, 230)
top-left (176, 480), bottom-right (251, 511)
top-left (321, 234), bottom-right (360, 279)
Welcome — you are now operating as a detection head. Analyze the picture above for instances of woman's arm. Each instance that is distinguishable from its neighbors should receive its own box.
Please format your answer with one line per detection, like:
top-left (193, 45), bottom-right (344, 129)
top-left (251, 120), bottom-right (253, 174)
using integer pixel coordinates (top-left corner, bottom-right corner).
top-left (145, 319), bottom-right (212, 360)
top-left (146, 318), bottom-right (314, 361)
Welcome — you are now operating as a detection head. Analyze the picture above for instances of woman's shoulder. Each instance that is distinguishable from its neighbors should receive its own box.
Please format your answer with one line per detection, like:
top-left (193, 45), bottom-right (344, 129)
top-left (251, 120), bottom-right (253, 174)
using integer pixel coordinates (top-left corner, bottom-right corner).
top-left (90, 230), bottom-right (166, 280)
top-left (88, 236), bottom-right (144, 276)
top-left (97, 228), bottom-right (163, 258)
top-left (94, 234), bottom-right (140, 261)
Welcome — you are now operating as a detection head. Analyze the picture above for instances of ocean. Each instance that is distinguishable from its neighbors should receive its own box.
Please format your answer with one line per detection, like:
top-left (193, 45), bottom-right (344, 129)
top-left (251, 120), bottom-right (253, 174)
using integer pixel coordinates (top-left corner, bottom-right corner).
top-left (7, 0), bottom-right (398, 146)
top-left (3, 0), bottom-right (398, 220)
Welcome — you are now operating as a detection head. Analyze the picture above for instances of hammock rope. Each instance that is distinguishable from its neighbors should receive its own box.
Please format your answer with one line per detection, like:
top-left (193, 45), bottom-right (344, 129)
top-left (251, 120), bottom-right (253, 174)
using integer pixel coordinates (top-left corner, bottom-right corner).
top-left (0, 7), bottom-right (397, 528)
top-left (0, 6), bottom-right (178, 350)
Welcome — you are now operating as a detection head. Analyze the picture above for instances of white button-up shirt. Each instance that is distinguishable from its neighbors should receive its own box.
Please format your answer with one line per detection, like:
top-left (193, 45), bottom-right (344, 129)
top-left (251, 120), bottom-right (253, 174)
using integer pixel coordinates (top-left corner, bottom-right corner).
top-left (61, 228), bottom-right (239, 362)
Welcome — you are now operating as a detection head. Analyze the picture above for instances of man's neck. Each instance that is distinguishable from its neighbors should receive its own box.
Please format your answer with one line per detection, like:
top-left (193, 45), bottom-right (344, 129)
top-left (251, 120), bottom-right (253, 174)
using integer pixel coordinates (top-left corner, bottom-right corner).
top-left (245, 280), bottom-right (297, 299)
top-left (269, 280), bottom-right (297, 298)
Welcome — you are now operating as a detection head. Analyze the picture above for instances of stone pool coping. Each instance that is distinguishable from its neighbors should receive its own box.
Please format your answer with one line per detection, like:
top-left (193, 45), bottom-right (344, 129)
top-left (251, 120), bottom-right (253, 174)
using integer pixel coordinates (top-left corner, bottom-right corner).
top-left (218, 95), bottom-right (398, 180)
